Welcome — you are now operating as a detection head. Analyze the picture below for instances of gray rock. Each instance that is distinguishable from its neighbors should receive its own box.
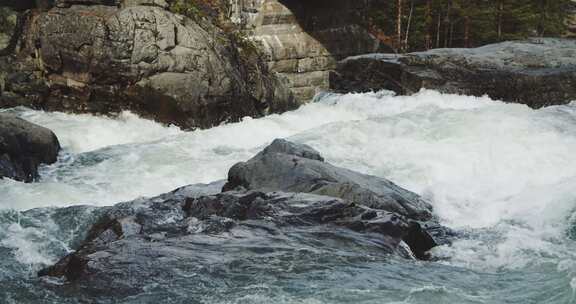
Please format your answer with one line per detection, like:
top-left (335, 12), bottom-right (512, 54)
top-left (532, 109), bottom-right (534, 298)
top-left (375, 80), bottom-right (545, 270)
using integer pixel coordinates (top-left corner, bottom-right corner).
top-left (0, 113), bottom-right (60, 182)
top-left (331, 38), bottom-right (576, 109)
top-left (37, 141), bottom-right (454, 296)
top-left (39, 189), bottom-right (436, 295)
top-left (224, 139), bottom-right (433, 221)
top-left (1, 5), bottom-right (296, 130)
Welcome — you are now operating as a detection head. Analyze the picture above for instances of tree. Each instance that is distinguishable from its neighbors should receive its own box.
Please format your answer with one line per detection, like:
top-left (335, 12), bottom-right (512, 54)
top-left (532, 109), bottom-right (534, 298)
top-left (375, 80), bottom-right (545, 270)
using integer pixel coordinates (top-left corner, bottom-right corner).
top-left (366, 0), bottom-right (571, 52)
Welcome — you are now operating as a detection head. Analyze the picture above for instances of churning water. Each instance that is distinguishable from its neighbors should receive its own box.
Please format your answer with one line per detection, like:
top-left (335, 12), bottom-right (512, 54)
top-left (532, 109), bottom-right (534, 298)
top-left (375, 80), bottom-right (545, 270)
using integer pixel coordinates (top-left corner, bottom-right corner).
top-left (1, 90), bottom-right (576, 303)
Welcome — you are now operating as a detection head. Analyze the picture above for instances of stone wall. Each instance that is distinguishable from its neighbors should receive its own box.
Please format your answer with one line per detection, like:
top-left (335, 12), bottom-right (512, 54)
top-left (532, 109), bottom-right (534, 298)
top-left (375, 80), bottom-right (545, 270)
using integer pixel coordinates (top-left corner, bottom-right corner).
top-left (229, 0), bottom-right (389, 102)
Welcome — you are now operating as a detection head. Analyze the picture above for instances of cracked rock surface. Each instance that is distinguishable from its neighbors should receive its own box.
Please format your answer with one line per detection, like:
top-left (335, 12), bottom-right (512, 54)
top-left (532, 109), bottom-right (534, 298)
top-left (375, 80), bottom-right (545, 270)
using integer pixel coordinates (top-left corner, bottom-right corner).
top-left (1, 3), bottom-right (296, 129)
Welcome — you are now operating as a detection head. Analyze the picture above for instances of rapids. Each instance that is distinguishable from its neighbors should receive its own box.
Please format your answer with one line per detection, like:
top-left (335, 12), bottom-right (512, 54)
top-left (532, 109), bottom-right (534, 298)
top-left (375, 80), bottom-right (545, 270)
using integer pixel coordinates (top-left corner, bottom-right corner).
top-left (1, 90), bottom-right (576, 303)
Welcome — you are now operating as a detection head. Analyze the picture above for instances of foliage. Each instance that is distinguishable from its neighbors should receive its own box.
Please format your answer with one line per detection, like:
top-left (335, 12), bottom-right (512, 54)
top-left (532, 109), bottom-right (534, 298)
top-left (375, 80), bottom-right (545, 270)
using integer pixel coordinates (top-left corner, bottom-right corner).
top-left (168, 0), bottom-right (262, 60)
top-left (366, 0), bottom-right (573, 52)
top-left (169, 0), bottom-right (205, 21)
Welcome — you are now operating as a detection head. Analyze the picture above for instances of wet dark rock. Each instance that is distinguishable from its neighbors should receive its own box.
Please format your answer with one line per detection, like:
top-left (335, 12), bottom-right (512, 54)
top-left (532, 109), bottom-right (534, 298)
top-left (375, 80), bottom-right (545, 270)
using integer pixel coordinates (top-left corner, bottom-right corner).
top-left (0, 113), bottom-right (60, 182)
top-left (38, 141), bottom-right (454, 295)
top-left (224, 139), bottom-right (433, 221)
top-left (331, 38), bottom-right (576, 109)
top-left (39, 190), bottom-right (433, 294)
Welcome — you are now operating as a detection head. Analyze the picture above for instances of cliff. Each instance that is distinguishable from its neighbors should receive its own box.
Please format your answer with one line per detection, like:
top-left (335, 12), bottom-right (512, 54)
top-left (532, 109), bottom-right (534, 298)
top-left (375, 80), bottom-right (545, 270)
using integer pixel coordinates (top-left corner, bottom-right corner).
top-left (0, 0), bottom-right (297, 130)
top-left (229, 0), bottom-right (390, 102)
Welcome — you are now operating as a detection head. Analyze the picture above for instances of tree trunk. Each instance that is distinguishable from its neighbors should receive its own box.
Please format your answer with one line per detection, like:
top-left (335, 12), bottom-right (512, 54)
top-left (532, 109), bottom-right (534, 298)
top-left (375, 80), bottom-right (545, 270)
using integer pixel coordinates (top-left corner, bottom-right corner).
top-left (397, 0), bottom-right (403, 50)
top-left (443, 1), bottom-right (451, 48)
top-left (404, 0), bottom-right (414, 52)
top-left (425, 0), bottom-right (432, 49)
top-left (538, 0), bottom-right (549, 36)
top-left (464, 15), bottom-right (471, 47)
top-left (497, 0), bottom-right (504, 40)
top-left (436, 9), bottom-right (441, 48)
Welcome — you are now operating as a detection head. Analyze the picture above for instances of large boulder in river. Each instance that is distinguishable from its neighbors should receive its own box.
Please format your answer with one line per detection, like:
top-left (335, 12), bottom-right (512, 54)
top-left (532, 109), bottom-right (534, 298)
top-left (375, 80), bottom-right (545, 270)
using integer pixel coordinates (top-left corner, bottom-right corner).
top-left (224, 139), bottom-right (433, 221)
top-left (0, 3), bottom-right (296, 130)
top-left (0, 113), bottom-right (60, 182)
top-left (39, 189), bottom-right (438, 295)
top-left (330, 38), bottom-right (576, 109)
top-left (38, 141), bottom-right (452, 296)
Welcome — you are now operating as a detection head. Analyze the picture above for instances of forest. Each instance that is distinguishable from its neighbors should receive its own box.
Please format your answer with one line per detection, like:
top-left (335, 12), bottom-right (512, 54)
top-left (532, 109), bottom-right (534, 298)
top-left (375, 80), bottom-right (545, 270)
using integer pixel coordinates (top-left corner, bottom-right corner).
top-left (367, 0), bottom-right (575, 52)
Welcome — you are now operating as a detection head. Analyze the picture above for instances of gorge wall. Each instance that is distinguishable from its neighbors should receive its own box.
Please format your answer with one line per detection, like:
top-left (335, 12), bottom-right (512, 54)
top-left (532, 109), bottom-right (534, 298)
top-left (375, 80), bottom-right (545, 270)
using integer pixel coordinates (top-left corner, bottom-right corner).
top-left (228, 0), bottom-right (390, 102)
top-left (0, 0), bottom-right (298, 130)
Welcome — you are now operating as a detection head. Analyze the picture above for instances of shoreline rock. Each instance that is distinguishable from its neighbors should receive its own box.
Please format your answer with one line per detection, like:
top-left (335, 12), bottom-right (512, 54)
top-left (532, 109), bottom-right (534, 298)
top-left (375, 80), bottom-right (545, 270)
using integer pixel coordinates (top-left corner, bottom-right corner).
top-left (330, 38), bottom-right (576, 109)
top-left (0, 113), bottom-right (60, 182)
top-left (0, 2), bottom-right (297, 130)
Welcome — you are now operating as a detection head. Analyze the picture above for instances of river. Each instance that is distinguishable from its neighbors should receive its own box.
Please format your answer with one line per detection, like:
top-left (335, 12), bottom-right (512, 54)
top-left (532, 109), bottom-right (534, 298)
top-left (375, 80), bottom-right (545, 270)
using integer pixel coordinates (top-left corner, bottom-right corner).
top-left (1, 90), bottom-right (576, 303)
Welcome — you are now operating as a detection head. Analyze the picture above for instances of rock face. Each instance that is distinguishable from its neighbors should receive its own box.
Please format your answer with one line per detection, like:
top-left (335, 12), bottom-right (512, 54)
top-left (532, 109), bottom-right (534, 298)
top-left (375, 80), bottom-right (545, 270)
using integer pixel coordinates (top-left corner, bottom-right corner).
top-left (0, 2), bottom-right (297, 130)
top-left (331, 38), bottom-right (576, 109)
top-left (0, 113), bottom-right (60, 182)
top-left (229, 0), bottom-right (390, 102)
top-left (39, 140), bottom-right (451, 295)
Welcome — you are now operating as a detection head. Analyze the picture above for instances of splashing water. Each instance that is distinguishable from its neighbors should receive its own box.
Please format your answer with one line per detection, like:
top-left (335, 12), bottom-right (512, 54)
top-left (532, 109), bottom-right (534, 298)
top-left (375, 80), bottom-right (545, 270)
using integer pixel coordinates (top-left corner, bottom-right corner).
top-left (1, 90), bottom-right (576, 303)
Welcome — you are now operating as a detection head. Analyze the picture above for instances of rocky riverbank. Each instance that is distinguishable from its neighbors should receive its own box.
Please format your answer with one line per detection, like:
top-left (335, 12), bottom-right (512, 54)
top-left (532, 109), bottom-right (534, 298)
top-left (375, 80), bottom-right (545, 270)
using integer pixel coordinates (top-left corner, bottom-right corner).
top-left (0, 0), bottom-right (297, 130)
top-left (330, 38), bottom-right (576, 109)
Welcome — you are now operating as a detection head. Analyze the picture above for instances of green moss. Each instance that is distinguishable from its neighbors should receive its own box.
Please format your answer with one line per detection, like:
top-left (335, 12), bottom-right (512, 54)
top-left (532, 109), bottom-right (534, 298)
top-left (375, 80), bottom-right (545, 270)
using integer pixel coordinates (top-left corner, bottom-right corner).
top-left (169, 0), bottom-right (205, 21)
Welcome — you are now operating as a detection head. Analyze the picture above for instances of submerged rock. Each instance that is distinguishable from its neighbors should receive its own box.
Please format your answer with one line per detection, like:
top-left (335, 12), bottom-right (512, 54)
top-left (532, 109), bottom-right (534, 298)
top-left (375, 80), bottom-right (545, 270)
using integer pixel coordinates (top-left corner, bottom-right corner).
top-left (0, 2), bottom-right (296, 130)
top-left (39, 140), bottom-right (453, 295)
top-left (331, 38), bottom-right (576, 108)
top-left (0, 113), bottom-right (60, 182)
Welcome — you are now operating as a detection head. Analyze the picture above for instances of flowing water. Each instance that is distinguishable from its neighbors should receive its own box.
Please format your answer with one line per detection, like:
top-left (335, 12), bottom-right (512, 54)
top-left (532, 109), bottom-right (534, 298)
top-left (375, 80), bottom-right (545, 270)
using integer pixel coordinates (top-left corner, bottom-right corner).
top-left (1, 90), bottom-right (576, 303)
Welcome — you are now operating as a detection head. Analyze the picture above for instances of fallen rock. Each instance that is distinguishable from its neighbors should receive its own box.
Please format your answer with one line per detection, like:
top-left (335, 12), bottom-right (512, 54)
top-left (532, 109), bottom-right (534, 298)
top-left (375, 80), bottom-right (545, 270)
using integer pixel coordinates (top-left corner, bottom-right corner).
top-left (331, 38), bottom-right (576, 109)
top-left (224, 139), bottom-right (433, 221)
top-left (0, 113), bottom-right (60, 182)
top-left (1, 4), bottom-right (296, 130)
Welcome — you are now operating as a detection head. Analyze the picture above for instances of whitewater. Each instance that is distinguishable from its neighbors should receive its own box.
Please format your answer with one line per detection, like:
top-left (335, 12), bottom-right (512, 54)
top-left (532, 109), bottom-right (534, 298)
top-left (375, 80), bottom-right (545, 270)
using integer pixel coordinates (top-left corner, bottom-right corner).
top-left (2, 90), bottom-right (576, 303)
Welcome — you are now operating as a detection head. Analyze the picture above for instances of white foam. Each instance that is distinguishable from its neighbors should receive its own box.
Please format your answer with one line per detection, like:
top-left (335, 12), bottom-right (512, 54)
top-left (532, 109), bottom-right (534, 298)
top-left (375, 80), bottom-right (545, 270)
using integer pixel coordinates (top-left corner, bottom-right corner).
top-left (1, 90), bottom-right (576, 273)
top-left (13, 110), bottom-right (183, 153)
top-left (0, 222), bottom-right (58, 266)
